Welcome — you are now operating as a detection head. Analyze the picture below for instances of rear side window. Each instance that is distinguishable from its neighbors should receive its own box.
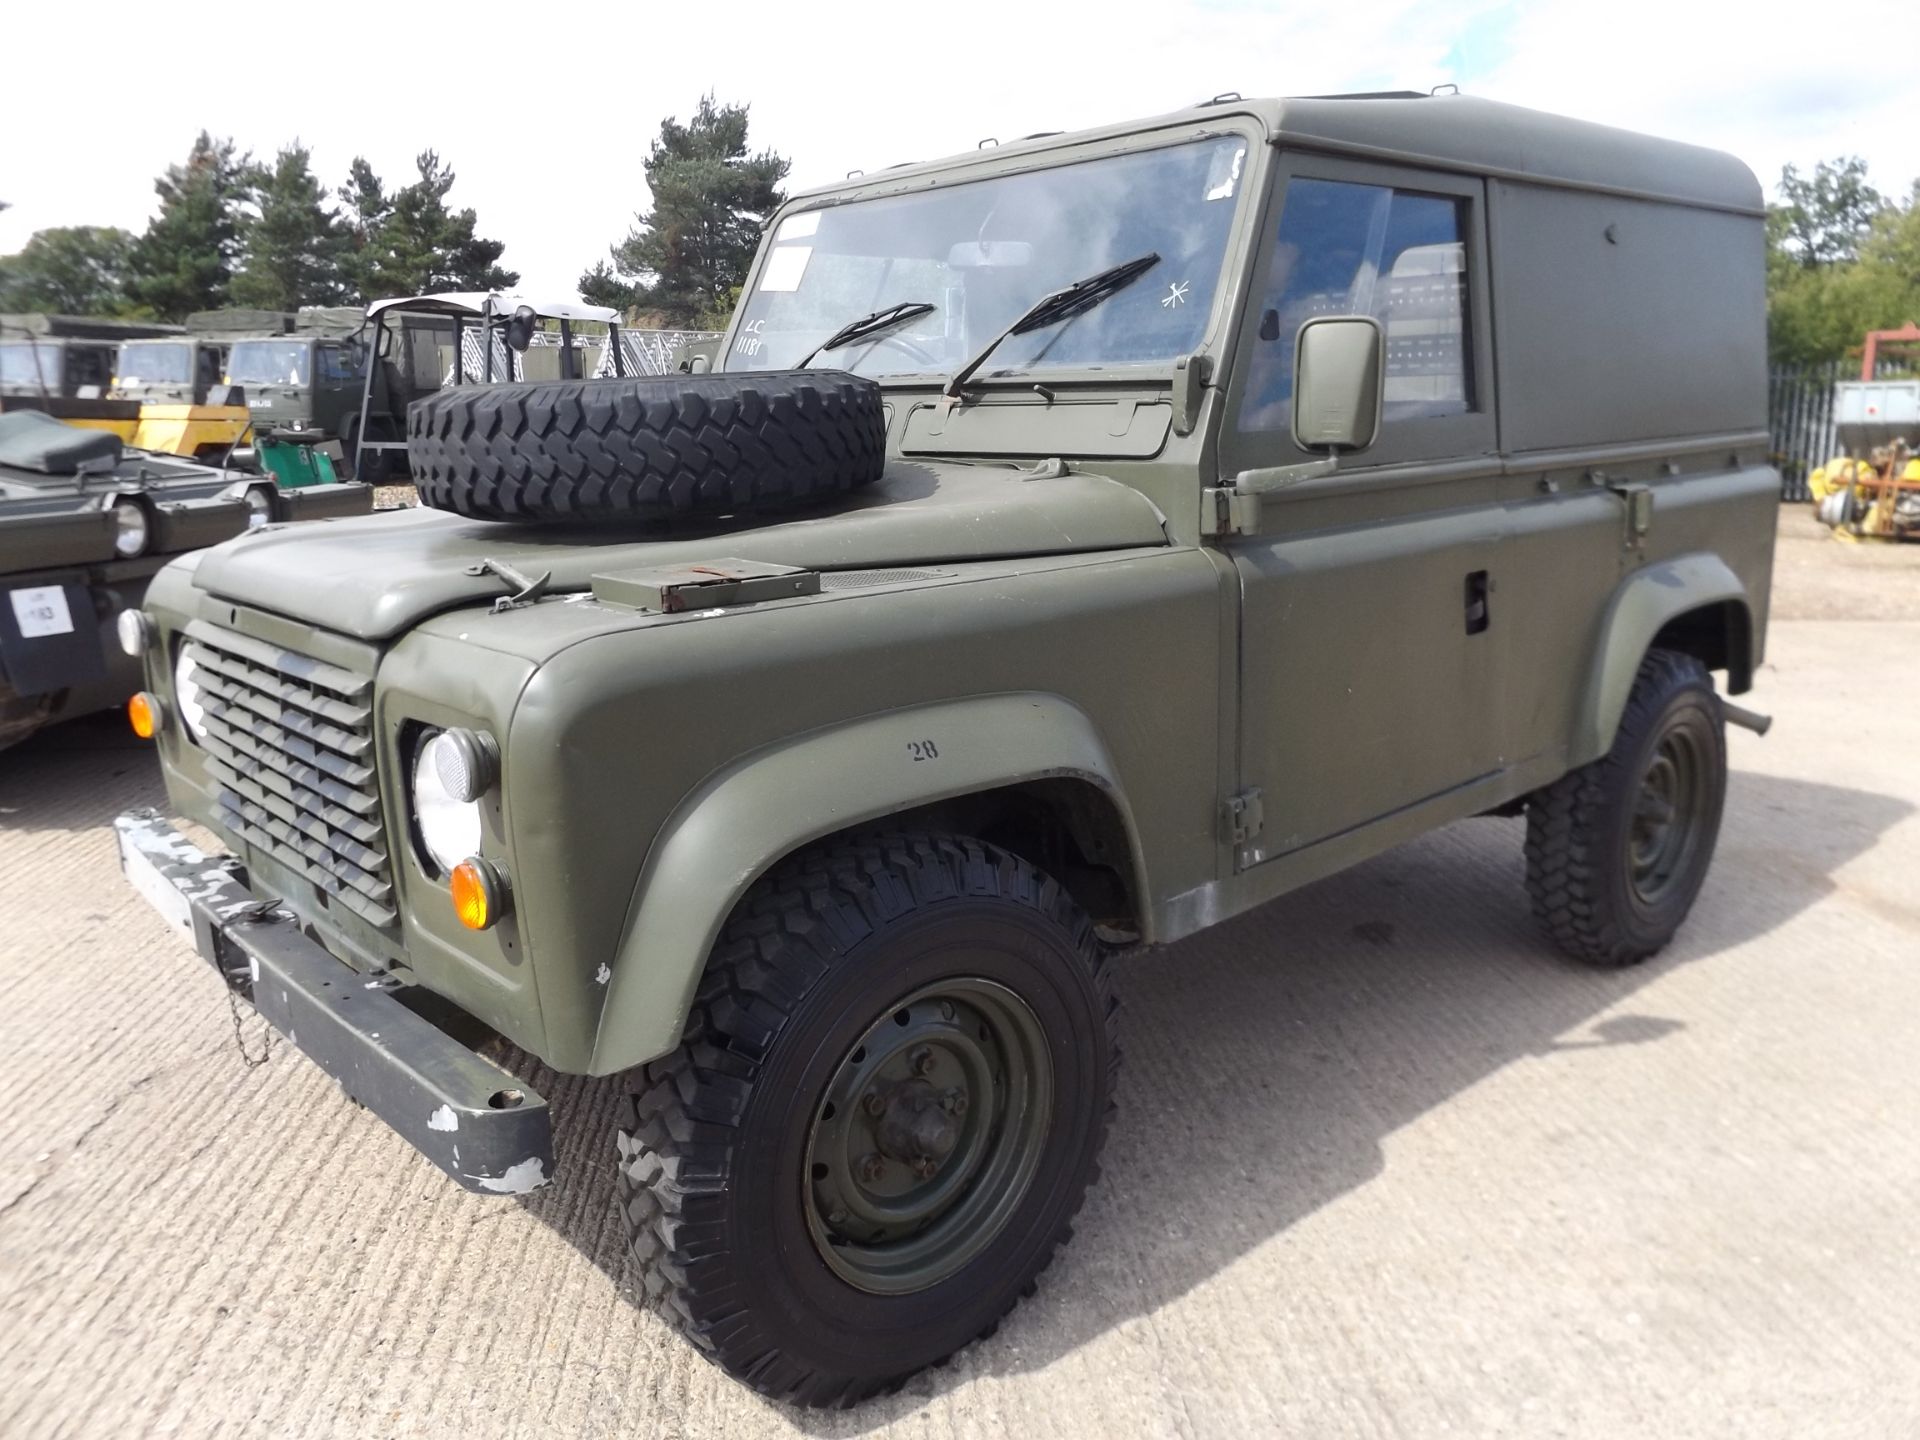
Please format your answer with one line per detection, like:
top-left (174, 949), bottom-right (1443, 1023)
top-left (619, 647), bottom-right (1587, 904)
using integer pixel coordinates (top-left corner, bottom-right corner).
top-left (1240, 178), bottom-right (1471, 434)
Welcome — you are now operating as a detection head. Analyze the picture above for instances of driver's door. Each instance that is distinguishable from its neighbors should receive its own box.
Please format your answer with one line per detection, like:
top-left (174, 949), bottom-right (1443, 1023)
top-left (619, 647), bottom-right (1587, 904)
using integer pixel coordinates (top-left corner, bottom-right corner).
top-left (1218, 156), bottom-right (1507, 865)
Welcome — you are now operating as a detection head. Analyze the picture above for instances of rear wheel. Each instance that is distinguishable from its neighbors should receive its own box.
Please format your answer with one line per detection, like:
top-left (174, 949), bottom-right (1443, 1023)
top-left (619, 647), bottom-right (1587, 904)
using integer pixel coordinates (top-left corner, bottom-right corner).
top-left (617, 831), bottom-right (1118, 1406)
top-left (1526, 649), bottom-right (1727, 966)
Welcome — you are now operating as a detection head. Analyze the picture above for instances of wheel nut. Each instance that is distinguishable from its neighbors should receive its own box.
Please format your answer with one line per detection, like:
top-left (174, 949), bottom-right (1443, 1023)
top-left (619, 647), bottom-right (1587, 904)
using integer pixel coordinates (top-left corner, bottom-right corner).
top-left (912, 1047), bottom-right (936, 1077)
top-left (945, 1089), bottom-right (969, 1116)
top-left (940, 1001), bottom-right (956, 1022)
top-left (827, 1207), bottom-right (847, 1227)
top-left (863, 1090), bottom-right (886, 1117)
top-left (858, 1153), bottom-right (885, 1183)
top-left (912, 1156), bottom-right (939, 1180)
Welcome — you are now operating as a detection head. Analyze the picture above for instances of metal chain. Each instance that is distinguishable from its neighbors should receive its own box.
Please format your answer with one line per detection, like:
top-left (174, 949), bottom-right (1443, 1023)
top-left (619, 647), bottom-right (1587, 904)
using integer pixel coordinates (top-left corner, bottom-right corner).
top-left (224, 986), bottom-right (274, 1068)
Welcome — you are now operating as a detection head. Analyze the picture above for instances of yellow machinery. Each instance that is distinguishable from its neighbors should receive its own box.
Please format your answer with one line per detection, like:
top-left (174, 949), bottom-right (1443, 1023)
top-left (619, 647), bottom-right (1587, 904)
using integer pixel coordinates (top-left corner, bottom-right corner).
top-left (1812, 330), bottom-right (1920, 541)
top-left (58, 402), bottom-right (251, 459)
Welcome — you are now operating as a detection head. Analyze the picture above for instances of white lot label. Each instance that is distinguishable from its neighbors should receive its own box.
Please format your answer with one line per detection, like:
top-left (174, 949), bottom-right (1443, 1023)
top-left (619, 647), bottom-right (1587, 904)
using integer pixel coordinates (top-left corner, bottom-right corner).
top-left (118, 828), bottom-right (194, 944)
top-left (776, 210), bottom-right (821, 240)
top-left (759, 245), bottom-right (813, 292)
top-left (10, 586), bottom-right (74, 639)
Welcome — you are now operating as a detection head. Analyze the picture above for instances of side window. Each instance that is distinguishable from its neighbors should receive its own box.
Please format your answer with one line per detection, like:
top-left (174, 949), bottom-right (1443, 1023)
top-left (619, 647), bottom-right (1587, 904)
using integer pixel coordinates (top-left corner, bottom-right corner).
top-left (70, 347), bottom-right (108, 390)
top-left (1240, 178), bottom-right (1471, 436)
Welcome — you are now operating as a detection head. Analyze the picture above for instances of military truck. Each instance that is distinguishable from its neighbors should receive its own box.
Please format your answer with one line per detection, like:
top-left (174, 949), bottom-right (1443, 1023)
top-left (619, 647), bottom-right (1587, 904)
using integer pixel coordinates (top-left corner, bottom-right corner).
top-left (115, 91), bottom-right (1777, 1404)
top-left (0, 410), bottom-right (372, 750)
top-left (223, 307), bottom-right (369, 454)
top-left (0, 314), bottom-right (179, 401)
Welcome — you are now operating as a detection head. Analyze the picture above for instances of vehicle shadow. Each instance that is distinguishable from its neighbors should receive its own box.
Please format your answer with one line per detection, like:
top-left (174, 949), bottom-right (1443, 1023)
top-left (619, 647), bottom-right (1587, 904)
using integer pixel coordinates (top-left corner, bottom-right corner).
top-left (506, 767), bottom-right (1911, 1428)
top-left (0, 711), bottom-right (164, 835)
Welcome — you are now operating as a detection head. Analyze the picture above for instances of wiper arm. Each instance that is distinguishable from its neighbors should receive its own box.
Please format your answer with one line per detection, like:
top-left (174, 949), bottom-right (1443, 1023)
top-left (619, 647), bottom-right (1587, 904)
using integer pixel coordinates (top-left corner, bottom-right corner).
top-left (942, 252), bottom-right (1160, 400)
top-left (796, 301), bottom-right (936, 368)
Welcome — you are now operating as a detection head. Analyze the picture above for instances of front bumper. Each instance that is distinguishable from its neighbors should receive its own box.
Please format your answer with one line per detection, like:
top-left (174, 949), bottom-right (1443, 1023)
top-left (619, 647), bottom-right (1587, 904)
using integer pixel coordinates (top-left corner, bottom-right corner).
top-left (114, 808), bottom-right (552, 1195)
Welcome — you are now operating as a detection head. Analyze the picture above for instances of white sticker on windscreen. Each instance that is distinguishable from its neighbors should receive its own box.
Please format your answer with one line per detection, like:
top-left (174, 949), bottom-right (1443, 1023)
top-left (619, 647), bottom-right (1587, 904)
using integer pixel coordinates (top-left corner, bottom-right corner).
top-left (1205, 142), bottom-right (1246, 202)
top-left (777, 211), bottom-right (822, 240)
top-left (760, 245), bottom-right (813, 292)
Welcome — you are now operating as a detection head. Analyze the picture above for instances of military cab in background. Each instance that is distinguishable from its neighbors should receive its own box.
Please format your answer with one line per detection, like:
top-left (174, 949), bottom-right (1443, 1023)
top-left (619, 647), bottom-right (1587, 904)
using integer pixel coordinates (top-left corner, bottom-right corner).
top-left (117, 91), bottom-right (1778, 1405)
top-left (0, 314), bottom-right (181, 402)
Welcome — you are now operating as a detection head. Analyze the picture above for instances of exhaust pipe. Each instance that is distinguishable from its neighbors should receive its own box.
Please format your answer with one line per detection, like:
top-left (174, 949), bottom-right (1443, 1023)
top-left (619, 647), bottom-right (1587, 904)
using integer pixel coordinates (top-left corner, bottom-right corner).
top-left (1720, 699), bottom-right (1773, 736)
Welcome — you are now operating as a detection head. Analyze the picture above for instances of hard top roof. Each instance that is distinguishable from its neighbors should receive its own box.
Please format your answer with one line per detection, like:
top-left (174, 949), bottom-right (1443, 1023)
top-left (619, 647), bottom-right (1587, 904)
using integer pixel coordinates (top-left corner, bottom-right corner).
top-left (791, 91), bottom-right (1763, 216)
top-left (365, 293), bottom-right (622, 324)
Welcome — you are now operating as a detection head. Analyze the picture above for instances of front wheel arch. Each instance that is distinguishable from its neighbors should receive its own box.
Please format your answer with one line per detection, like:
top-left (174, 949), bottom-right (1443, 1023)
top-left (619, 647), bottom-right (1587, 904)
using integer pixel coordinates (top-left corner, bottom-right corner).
top-left (587, 694), bottom-right (1147, 1076)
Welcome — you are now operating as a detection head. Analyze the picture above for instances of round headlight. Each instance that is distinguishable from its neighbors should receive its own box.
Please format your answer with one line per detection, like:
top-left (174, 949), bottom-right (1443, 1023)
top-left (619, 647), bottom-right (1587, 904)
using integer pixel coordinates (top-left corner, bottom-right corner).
top-left (173, 648), bottom-right (210, 742)
top-left (430, 727), bottom-right (499, 804)
top-left (413, 729), bottom-right (484, 874)
top-left (111, 499), bottom-right (149, 558)
top-left (240, 486), bottom-right (274, 529)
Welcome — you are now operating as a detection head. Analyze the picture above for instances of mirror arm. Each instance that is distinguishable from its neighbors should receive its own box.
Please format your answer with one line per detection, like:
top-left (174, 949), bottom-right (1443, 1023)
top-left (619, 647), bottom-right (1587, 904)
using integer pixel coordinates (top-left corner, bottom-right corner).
top-left (1231, 455), bottom-right (1340, 495)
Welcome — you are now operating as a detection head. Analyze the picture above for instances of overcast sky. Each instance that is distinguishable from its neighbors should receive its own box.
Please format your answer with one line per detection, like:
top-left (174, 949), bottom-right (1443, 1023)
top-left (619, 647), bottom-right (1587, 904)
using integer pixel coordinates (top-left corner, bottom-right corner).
top-left (5, 0), bottom-right (1916, 298)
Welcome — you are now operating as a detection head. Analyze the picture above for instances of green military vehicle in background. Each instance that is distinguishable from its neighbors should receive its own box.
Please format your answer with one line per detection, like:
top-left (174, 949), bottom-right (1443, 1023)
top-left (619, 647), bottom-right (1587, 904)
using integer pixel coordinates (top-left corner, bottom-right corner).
top-left (222, 307), bottom-right (370, 458)
top-left (0, 410), bottom-right (371, 750)
top-left (116, 91), bottom-right (1778, 1404)
top-left (1, 314), bottom-right (181, 401)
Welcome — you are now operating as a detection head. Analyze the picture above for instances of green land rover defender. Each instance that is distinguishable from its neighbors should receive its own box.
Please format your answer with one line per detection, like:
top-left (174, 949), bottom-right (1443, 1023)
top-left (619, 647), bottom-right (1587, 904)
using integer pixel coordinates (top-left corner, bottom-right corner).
top-left (116, 91), bottom-right (1778, 1403)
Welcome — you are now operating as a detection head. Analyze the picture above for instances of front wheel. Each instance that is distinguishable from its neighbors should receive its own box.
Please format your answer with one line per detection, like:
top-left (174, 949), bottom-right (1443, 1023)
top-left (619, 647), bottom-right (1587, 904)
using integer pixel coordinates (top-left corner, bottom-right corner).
top-left (617, 831), bottom-right (1118, 1406)
top-left (1526, 649), bottom-right (1728, 966)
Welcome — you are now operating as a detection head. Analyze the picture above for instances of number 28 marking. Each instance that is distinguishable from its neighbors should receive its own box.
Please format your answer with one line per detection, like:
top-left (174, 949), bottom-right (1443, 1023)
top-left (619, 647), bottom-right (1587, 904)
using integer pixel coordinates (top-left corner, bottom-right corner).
top-left (907, 739), bottom-right (940, 762)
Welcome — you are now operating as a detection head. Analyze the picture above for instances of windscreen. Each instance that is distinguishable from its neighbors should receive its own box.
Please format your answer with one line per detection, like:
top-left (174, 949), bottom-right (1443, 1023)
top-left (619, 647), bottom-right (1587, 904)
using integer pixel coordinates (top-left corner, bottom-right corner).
top-left (115, 341), bottom-right (191, 385)
top-left (227, 340), bottom-right (311, 386)
top-left (727, 135), bottom-right (1249, 381)
top-left (0, 343), bottom-right (61, 386)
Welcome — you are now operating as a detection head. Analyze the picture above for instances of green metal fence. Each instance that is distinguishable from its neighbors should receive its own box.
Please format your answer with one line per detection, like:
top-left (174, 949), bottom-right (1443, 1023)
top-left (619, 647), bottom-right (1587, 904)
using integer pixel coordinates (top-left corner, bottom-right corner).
top-left (1769, 362), bottom-right (1843, 503)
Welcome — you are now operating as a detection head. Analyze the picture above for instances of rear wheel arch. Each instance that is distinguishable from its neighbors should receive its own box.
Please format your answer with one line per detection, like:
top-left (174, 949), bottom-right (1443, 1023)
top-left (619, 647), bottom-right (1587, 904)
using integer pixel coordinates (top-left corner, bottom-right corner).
top-left (1576, 554), bottom-right (1753, 765)
top-left (1651, 598), bottom-right (1754, 695)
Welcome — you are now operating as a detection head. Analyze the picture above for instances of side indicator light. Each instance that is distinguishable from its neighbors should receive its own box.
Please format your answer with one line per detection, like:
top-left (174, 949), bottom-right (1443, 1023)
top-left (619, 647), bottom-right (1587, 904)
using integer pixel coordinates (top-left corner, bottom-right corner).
top-left (128, 692), bottom-right (161, 739)
top-left (451, 857), bottom-right (508, 931)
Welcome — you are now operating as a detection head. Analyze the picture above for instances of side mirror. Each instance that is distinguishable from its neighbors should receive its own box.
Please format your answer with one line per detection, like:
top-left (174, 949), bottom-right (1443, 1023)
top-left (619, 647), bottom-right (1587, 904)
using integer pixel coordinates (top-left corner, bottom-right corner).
top-left (1291, 315), bottom-right (1384, 454)
top-left (504, 305), bottom-right (538, 353)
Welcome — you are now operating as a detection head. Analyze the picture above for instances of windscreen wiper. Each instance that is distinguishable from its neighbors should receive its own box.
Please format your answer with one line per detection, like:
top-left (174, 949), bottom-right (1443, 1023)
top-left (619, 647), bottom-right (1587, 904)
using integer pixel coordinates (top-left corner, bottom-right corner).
top-left (796, 301), bottom-right (936, 368)
top-left (941, 252), bottom-right (1160, 400)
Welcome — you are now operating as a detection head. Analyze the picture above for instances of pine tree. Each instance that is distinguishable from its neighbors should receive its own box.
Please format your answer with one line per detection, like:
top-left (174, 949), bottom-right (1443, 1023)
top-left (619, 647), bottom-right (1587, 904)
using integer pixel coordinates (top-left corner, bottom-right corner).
top-left (127, 132), bottom-right (254, 321)
top-left (335, 152), bottom-right (516, 300)
top-left (232, 143), bottom-right (350, 309)
top-left (583, 95), bottom-right (789, 325)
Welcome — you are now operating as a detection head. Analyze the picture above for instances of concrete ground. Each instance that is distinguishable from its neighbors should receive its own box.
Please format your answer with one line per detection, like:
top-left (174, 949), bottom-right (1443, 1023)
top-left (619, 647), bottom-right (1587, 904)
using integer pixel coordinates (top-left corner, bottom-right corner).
top-left (2, 512), bottom-right (1917, 1439)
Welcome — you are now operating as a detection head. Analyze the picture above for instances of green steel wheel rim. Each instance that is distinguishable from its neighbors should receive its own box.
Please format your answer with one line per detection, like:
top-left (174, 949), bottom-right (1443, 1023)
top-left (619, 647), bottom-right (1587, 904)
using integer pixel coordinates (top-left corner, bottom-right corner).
top-left (803, 976), bottom-right (1053, 1295)
top-left (1628, 721), bottom-right (1711, 908)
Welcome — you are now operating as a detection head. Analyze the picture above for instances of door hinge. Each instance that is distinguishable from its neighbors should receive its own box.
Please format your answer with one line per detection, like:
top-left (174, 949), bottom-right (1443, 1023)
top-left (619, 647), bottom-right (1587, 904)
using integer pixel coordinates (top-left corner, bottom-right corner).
top-left (1201, 486), bottom-right (1261, 536)
top-left (1223, 788), bottom-right (1264, 846)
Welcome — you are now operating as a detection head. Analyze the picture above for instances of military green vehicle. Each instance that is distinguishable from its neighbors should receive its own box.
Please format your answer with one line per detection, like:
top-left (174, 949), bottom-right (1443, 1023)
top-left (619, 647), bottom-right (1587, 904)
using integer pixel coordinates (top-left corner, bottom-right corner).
top-left (224, 308), bottom-right (370, 455)
top-left (0, 314), bottom-right (179, 401)
top-left (0, 410), bottom-right (372, 750)
top-left (115, 91), bottom-right (1778, 1404)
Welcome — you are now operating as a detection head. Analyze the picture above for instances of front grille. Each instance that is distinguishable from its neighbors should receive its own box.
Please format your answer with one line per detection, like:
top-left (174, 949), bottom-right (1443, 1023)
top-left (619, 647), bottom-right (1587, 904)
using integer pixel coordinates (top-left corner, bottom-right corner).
top-left (182, 620), bottom-right (396, 929)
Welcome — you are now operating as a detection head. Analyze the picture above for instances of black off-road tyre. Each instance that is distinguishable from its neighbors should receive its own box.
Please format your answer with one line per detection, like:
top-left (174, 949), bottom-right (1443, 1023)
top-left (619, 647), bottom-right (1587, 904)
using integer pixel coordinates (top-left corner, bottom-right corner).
top-left (616, 831), bottom-right (1119, 1407)
top-left (1526, 649), bottom-right (1727, 966)
top-left (405, 370), bottom-right (886, 522)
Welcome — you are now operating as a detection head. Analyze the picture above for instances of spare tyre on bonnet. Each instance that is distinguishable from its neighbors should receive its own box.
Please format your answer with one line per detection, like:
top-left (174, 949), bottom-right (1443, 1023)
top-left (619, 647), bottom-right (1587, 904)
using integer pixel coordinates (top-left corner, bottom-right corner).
top-left (405, 370), bottom-right (887, 522)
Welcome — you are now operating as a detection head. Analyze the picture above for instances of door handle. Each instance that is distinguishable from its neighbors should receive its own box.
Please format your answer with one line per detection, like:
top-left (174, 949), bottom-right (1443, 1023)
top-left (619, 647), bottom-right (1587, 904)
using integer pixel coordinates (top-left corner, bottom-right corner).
top-left (1464, 570), bottom-right (1491, 635)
